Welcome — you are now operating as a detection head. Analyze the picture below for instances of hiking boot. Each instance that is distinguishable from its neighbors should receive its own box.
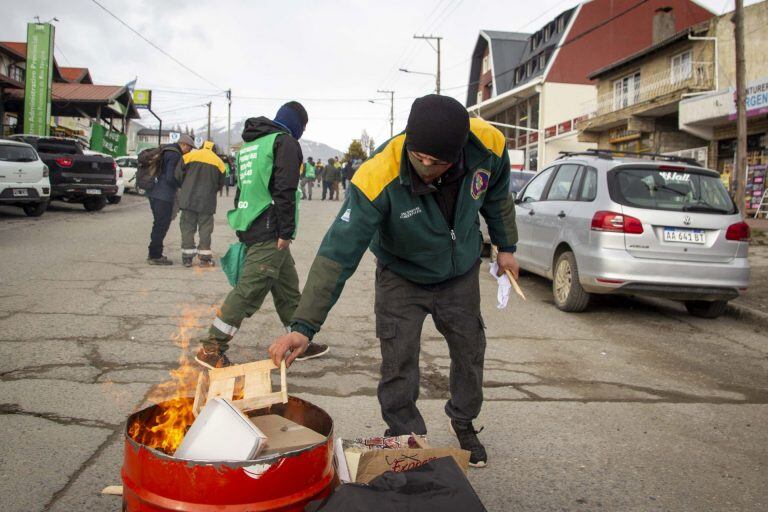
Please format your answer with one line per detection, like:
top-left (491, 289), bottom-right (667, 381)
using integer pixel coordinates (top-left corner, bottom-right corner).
top-left (194, 347), bottom-right (232, 369)
top-left (450, 419), bottom-right (487, 468)
top-left (199, 258), bottom-right (216, 268)
top-left (295, 342), bottom-right (330, 361)
top-left (147, 256), bottom-right (173, 266)
top-left (182, 256), bottom-right (194, 267)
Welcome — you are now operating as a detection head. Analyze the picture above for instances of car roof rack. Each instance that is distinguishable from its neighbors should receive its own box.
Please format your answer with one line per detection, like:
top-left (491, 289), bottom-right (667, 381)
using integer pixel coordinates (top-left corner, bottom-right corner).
top-left (558, 149), bottom-right (700, 167)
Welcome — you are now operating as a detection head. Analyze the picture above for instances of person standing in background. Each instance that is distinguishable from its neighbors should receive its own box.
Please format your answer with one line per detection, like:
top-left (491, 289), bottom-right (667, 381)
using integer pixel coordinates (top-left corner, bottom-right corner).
top-left (301, 157), bottom-right (316, 200)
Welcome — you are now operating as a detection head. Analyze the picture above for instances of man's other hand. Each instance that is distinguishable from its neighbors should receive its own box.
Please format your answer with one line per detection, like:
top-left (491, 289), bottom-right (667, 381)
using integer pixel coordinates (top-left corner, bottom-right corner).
top-left (277, 238), bottom-right (291, 251)
top-left (496, 251), bottom-right (519, 281)
top-left (269, 332), bottom-right (309, 367)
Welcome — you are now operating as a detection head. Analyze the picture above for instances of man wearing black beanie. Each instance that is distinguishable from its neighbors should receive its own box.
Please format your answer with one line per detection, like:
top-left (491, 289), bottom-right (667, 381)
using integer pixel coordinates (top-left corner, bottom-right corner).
top-left (269, 94), bottom-right (519, 468)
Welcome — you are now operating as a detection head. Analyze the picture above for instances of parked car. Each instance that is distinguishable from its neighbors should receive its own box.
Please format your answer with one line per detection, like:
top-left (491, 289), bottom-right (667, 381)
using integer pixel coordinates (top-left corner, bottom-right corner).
top-left (84, 149), bottom-right (122, 204)
top-left (513, 149), bottom-right (750, 318)
top-left (7, 135), bottom-right (118, 211)
top-left (115, 155), bottom-right (139, 193)
top-left (0, 139), bottom-right (51, 216)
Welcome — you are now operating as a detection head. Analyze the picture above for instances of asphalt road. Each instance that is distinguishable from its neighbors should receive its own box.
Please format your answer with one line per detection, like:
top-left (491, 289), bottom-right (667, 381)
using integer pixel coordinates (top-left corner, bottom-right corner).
top-left (1, 192), bottom-right (767, 512)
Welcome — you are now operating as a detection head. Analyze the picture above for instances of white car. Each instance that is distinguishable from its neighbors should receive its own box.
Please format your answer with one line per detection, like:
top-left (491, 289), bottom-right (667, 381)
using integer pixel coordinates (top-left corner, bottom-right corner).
top-left (116, 156), bottom-right (139, 193)
top-left (0, 139), bottom-right (51, 216)
top-left (83, 149), bottom-right (122, 204)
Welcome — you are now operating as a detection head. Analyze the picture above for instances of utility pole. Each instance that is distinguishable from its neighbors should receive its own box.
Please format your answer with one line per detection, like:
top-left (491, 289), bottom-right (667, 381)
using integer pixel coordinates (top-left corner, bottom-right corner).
top-left (206, 101), bottom-right (212, 140)
top-left (377, 89), bottom-right (395, 137)
top-left (226, 89), bottom-right (232, 155)
top-left (733, 0), bottom-right (747, 214)
top-left (413, 34), bottom-right (442, 94)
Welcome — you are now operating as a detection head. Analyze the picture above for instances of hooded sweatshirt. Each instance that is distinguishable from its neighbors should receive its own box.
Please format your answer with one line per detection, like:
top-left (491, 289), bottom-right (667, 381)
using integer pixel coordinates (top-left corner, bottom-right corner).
top-left (234, 117), bottom-right (303, 244)
top-left (178, 141), bottom-right (226, 214)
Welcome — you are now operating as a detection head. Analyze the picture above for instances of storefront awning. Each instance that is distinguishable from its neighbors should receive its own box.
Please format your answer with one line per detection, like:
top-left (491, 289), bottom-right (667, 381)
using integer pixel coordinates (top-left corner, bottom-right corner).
top-left (4, 82), bottom-right (140, 120)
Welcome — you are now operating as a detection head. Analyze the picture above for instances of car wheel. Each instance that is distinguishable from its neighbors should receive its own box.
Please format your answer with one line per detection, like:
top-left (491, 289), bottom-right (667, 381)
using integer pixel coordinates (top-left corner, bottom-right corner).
top-left (684, 300), bottom-right (727, 319)
top-left (83, 196), bottom-right (107, 211)
top-left (22, 199), bottom-right (49, 217)
top-left (553, 251), bottom-right (591, 312)
top-left (107, 195), bottom-right (122, 205)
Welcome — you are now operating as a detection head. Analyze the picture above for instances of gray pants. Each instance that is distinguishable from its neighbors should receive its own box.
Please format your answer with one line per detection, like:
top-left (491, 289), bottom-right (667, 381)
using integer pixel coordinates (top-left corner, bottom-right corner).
top-left (300, 178), bottom-right (314, 200)
top-left (180, 210), bottom-right (214, 259)
top-left (375, 260), bottom-right (486, 436)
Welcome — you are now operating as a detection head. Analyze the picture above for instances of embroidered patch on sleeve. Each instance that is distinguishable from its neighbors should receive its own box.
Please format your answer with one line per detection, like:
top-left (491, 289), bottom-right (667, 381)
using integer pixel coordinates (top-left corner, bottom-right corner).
top-left (471, 169), bottom-right (491, 199)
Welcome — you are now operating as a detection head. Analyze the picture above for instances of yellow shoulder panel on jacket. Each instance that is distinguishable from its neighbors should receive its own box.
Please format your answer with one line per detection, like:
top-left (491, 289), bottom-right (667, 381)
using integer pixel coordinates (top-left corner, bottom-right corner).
top-left (351, 135), bottom-right (405, 202)
top-left (183, 148), bottom-right (226, 173)
top-left (470, 117), bottom-right (505, 158)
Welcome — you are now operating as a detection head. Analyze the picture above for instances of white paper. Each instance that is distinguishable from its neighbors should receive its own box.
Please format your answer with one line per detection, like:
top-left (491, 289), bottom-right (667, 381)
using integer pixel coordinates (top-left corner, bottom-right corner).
top-left (489, 262), bottom-right (512, 309)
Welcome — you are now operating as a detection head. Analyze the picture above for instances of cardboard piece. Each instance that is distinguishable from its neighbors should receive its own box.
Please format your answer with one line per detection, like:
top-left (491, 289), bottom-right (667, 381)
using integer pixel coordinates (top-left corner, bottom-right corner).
top-left (250, 414), bottom-right (326, 456)
top-left (335, 435), bottom-right (470, 484)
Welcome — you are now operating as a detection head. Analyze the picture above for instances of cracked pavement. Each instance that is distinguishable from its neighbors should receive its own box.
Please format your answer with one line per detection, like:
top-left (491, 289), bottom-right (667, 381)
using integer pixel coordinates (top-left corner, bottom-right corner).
top-left (1, 193), bottom-right (767, 511)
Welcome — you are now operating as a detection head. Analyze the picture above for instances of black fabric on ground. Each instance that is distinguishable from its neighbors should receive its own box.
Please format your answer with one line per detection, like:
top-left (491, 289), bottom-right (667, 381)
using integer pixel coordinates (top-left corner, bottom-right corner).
top-left (304, 456), bottom-right (486, 512)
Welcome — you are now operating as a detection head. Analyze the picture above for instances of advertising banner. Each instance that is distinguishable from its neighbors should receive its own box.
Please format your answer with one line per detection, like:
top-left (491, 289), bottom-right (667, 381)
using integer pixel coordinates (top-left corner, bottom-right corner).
top-left (90, 124), bottom-right (128, 157)
top-left (133, 89), bottom-right (152, 109)
top-left (23, 23), bottom-right (55, 135)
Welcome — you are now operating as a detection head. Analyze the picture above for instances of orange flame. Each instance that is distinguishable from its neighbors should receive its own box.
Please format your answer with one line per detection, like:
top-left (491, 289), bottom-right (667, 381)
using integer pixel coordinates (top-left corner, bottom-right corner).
top-left (128, 305), bottom-right (215, 455)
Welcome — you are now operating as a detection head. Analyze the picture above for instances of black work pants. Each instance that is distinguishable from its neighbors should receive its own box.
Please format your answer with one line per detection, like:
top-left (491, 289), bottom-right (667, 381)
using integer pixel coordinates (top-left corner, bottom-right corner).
top-left (375, 260), bottom-right (486, 436)
top-left (148, 198), bottom-right (174, 259)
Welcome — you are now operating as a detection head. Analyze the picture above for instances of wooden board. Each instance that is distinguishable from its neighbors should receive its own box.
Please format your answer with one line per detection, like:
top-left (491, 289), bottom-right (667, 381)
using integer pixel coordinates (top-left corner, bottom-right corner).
top-left (193, 359), bottom-right (287, 415)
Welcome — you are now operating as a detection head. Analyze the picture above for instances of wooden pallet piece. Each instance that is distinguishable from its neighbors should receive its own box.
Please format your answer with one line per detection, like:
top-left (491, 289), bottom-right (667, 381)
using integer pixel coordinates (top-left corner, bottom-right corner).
top-left (193, 359), bottom-right (287, 416)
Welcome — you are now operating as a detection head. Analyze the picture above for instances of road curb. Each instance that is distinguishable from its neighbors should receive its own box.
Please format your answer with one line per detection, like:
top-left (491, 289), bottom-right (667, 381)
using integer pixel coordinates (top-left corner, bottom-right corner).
top-left (726, 301), bottom-right (768, 328)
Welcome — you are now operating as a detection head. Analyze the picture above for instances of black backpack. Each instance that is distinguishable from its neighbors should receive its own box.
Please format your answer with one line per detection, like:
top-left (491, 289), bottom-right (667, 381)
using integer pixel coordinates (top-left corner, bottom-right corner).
top-left (136, 146), bottom-right (175, 191)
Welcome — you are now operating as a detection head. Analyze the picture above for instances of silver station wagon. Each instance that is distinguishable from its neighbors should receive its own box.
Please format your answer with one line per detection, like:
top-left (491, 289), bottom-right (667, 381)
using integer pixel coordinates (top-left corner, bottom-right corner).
top-left (513, 149), bottom-right (750, 318)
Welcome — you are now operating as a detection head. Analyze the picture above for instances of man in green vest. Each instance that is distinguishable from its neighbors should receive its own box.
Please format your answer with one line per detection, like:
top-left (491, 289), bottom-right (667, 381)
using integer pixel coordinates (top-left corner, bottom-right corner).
top-left (301, 157), bottom-right (316, 200)
top-left (268, 95), bottom-right (519, 468)
top-left (196, 102), bottom-right (330, 369)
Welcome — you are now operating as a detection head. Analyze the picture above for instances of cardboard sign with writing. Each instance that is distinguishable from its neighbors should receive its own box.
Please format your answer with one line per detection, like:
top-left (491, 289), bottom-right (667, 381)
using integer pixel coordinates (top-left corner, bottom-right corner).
top-left (354, 447), bottom-right (470, 484)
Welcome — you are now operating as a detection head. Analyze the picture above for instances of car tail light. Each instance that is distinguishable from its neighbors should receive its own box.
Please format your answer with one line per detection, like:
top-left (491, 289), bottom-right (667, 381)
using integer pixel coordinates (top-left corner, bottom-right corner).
top-left (725, 221), bottom-right (750, 241)
top-left (55, 157), bottom-right (73, 168)
top-left (591, 211), bottom-right (644, 234)
top-left (119, 169), bottom-right (124, 178)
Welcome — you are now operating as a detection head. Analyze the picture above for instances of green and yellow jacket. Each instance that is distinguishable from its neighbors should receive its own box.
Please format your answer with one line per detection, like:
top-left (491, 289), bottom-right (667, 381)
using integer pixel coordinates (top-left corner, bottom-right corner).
top-left (291, 118), bottom-right (517, 339)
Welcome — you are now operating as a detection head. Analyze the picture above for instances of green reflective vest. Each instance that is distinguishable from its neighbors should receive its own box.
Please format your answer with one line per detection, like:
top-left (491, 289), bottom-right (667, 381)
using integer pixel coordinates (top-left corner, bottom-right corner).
top-left (227, 132), bottom-right (301, 237)
top-left (304, 162), bottom-right (316, 179)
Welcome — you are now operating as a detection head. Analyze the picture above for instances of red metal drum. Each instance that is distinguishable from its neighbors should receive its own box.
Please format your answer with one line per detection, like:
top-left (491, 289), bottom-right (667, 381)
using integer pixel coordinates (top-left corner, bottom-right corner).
top-left (122, 396), bottom-right (336, 511)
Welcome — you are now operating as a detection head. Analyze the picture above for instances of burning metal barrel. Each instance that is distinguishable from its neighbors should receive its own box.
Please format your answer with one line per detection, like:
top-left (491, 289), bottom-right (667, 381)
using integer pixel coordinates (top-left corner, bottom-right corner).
top-left (122, 396), bottom-right (336, 511)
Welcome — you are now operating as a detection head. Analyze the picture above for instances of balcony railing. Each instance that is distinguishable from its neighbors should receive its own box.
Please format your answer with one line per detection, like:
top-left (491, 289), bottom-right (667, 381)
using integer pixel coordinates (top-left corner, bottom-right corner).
top-left (582, 62), bottom-right (714, 119)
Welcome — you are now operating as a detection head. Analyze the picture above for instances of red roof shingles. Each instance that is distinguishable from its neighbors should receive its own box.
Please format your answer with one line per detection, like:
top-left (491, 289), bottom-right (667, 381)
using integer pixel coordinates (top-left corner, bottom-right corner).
top-left (6, 83), bottom-right (124, 102)
top-left (59, 67), bottom-right (92, 84)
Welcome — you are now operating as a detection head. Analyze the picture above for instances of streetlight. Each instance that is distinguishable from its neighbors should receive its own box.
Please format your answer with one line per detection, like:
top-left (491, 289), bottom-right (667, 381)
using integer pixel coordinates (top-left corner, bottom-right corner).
top-left (398, 68), bottom-right (436, 78)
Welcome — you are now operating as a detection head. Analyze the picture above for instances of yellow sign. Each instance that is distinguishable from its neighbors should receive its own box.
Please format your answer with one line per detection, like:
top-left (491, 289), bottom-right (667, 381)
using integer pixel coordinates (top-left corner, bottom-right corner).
top-left (133, 89), bottom-right (151, 109)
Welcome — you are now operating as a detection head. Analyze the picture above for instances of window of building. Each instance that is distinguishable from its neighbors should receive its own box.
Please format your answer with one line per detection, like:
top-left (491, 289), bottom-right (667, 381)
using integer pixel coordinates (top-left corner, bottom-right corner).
top-left (526, 60), bottom-right (533, 76)
top-left (557, 16), bottom-right (565, 32)
top-left (516, 68), bottom-right (523, 83)
top-left (481, 53), bottom-right (490, 74)
top-left (476, 90), bottom-right (483, 105)
top-left (671, 50), bottom-right (692, 83)
top-left (613, 71), bottom-right (641, 110)
top-left (9, 64), bottom-right (24, 82)
top-left (539, 53), bottom-right (547, 70)
top-left (544, 25), bottom-right (551, 41)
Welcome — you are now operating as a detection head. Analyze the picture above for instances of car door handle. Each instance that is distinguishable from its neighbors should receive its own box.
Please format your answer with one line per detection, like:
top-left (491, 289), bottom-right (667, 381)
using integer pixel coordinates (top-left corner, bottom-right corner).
top-left (528, 209), bottom-right (535, 216)
top-left (557, 211), bottom-right (566, 218)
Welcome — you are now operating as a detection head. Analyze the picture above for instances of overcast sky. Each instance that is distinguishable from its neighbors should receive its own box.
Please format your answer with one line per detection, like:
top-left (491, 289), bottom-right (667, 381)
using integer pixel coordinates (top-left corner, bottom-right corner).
top-left (0, 0), bottom-right (751, 151)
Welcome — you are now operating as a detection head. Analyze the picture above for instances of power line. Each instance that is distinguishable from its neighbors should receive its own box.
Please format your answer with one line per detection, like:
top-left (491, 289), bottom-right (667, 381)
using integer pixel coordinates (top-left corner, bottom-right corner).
top-left (89, 0), bottom-right (224, 91)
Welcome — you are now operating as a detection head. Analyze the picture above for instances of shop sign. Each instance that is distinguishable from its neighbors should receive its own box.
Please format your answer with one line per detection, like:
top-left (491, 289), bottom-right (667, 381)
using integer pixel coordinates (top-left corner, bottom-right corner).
top-left (558, 120), bottom-right (572, 135)
top-left (23, 23), bottom-right (55, 135)
top-left (517, 134), bottom-right (527, 147)
top-left (133, 89), bottom-right (152, 109)
top-left (573, 115), bottom-right (589, 128)
top-left (544, 125), bottom-right (557, 138)
top-left (90, 124), bottom-right (128, 157)
top-left (529, 131), bottom-right (539, 143)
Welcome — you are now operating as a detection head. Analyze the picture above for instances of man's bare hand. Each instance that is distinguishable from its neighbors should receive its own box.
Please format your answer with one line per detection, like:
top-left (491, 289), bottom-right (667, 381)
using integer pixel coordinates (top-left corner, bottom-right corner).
top-left (277, 238), bottom-right (291, 251)
top-left (268, 332), bottom-right (309, 367)
top-left (497, 251), bottom-right (520, 281)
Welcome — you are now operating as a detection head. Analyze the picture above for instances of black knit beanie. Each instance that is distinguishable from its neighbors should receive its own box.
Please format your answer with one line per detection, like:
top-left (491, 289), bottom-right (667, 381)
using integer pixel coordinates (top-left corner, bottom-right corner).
top-left (405, 94), bottom-right (469, 163)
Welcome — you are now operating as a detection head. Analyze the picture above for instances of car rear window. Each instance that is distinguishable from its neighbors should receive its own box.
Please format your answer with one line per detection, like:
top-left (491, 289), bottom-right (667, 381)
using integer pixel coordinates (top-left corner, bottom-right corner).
top-left (36, 139), bottom-right (81, 155)
top-left (0, 145), bottom-right (38, 162)
top-left (610, 167), bottom-right (736, 214)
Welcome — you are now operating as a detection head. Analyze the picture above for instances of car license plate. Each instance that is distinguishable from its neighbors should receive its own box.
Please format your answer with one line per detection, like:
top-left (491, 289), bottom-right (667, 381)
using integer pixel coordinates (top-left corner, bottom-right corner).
top-left (86, 189), bottom-right (100, 195)
top-left (12, 188), bottom-right (28, 197)
top-left (663, 227), bottom-right (706, 244)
